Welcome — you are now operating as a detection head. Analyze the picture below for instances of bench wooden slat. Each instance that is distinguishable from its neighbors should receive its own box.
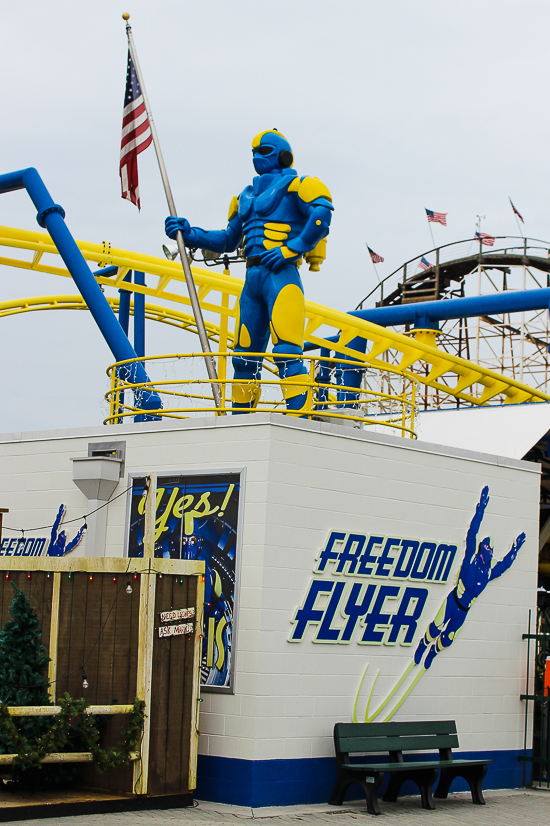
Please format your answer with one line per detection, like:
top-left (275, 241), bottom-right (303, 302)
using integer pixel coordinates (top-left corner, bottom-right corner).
top-left (337, 733), bottom-right (459, 754)
top-left (343, 758), bottom-right (492, 772)
top-left (335, 720), bottom-right (457, 738)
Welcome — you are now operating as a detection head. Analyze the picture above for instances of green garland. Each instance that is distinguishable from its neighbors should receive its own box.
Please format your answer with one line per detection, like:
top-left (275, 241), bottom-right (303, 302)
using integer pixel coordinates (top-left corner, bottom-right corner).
top-left (0, 694), bottom-right (145, 772)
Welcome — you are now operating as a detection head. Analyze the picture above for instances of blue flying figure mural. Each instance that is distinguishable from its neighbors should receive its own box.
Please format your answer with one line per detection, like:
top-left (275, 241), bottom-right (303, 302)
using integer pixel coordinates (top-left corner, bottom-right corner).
top-left (165, 130), bottom-right (334, 412)
top-left (357, 485), bottom-right (527, 723)
top-left (414, 486), bottom-right (526, 669)
top-left (46, 505), bottom-right (86, 557)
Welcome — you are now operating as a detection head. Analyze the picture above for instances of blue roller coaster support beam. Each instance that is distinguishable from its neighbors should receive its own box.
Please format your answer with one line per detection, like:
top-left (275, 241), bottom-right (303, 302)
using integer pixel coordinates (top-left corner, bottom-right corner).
top-left (133, 271), bottom-right (145, 359)
top-left (117, 271), bottom-right (132, 422)
top-left (304, 285), bottom-right (550, 357)
top-left (316, 347), bottom-right (331, 410)
top-left (0, 168), bottom-right (161, 418)
top-left (350, 287), bottom-right (550, 332)
top-left (118, 271), bottom-right (132, 336)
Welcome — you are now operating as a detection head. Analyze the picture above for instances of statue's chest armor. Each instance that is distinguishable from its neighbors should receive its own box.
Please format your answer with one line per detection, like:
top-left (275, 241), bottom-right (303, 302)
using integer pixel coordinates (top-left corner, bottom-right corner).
top-left (239, 178), bottom-right (304, 232)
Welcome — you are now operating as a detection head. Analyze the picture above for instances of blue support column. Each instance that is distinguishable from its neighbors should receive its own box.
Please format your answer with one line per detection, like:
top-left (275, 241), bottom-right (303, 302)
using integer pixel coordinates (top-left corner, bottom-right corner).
top-left (133, 271), bottom-right (145, 358)
top-left (117, 271), bottom-right (132, 421)
top-left (316, 348), bottom-right (332, 410)
top-left (118, 271), bottom-right (132, 336)
top-left (335, 336), bottom-right (367, 408)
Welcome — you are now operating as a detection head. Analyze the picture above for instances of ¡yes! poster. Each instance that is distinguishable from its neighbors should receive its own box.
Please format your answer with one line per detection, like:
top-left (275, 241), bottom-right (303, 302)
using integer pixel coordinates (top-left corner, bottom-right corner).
top-left (127, 471), bottom-right (242, 690)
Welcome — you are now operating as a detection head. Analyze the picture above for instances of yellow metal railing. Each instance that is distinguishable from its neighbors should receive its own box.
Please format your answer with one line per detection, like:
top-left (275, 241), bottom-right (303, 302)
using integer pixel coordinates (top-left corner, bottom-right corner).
top-left (105, 353), bottom-right (418, 438)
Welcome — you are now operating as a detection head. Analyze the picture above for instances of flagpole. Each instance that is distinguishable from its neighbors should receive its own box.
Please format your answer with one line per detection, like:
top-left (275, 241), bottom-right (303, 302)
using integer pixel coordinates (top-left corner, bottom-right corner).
top-left (428, 223), bottom-right (436, 249)
top-left (513, 213), bottom-right (524, 238)
top-left (122, 14), bottom-right (222, 410)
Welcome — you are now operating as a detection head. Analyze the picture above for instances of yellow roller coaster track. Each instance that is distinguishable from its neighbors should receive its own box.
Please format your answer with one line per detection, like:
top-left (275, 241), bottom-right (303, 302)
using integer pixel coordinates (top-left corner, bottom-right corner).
top-left (1, 224), bottom-right (549, 407)
top-left (0, 294), bottom-right (226, 342)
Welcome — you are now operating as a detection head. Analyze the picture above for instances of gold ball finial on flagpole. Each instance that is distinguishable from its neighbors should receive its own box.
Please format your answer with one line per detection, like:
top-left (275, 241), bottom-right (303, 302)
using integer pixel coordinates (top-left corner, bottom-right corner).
top-left (122, 13), bottom-right (130, 21)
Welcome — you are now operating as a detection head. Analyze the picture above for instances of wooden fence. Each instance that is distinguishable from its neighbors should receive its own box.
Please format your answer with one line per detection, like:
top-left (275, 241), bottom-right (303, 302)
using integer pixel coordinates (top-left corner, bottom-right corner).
top-left (0, 556), bottom-right (204, 798)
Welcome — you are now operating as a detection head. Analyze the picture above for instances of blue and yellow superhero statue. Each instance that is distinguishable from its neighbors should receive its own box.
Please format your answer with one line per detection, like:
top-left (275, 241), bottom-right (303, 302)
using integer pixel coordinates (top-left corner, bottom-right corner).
top-left (165, 130), bottom-right (333, 412)
top-left (414, 485), bottom-right (525, 669)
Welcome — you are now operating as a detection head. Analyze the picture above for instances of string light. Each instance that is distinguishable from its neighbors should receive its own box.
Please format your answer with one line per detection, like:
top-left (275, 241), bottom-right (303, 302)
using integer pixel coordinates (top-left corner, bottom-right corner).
top-left (1, 481), bottom-right (133, 536)
top-left (125, 579), bottom-right (133, 595)
top-left (89, 575), bottom-right (93, 581)
top-left (82, 673), bottom-right (89, 690)
top-left (27, 573), bottom-right (31, 579)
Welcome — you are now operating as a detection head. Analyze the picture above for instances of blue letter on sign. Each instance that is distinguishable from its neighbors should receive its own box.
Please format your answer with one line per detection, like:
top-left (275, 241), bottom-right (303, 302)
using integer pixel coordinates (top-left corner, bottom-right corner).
top-left (334, 533), bottom-right (366, 575)
top-left (315, 581), bottom-right (346, 642)
top-left (356, 535), bottom-right (384, 576)
top-left (289, 580), bottom-right (334, 641)
top-left (340, 582), bottom-right (377, 642)
top-left (361, 585), bottom-right (401, 644)
top-left (387, 586), bottom-right (429, 644)
top-left (315, 532), bottom-right (346, 573)
top-left (393, 539), bottom-right (419, 579)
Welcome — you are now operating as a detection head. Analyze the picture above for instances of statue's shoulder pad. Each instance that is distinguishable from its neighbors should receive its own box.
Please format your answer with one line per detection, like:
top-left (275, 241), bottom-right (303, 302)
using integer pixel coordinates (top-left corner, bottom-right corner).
top-left (291, 176), bottom-right (332, 204)
top-left (228, 195), bottom-right (239, 221)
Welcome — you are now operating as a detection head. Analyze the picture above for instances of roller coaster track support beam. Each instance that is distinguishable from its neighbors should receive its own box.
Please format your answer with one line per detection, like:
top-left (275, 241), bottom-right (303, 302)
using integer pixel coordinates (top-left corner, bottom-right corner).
top-left (305, 285), bottom-right (550, 356)
top-left (0, 167), bottom-right (161, 418)
top-left (348, 288), bottom-right (550, 329)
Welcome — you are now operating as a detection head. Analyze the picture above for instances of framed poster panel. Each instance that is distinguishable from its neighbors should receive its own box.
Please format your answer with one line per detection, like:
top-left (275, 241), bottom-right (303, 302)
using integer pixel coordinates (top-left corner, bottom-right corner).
top-left (125, 469), bottom-right (244, 693)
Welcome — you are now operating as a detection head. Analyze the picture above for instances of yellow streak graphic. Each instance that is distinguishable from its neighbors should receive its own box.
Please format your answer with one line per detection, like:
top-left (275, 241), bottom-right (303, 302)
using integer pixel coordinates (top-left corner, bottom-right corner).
top-left (382, 667), bottom-right (426, 722)
top-left (365, 660), bottom-right (415, 722)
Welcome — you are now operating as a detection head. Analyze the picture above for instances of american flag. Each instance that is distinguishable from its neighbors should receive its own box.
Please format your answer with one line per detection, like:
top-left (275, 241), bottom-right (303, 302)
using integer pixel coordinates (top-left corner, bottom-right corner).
top-left (120, 51), bottom-right (152, 210)
top-left (419, 256), bottom-right (432, 271)
top-left (367, 246), bottom-right (384, 264)
top-left (509, 198), bottom-right (524, 224)
top-left (425, 208), bottom-right (447, 226)
top-left (475, 231), bottom-right (495, 247)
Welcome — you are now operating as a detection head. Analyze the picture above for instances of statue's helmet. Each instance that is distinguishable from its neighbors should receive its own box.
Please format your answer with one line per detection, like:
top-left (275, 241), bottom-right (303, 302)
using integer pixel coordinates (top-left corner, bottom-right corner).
top-left (478, 536), bottom-right (494, 563)
top-left (252, 129), bottom-right (293, 174)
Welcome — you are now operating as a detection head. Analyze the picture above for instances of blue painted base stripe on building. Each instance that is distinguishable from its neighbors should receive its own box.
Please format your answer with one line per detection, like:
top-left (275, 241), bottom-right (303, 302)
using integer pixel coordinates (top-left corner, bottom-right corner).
top-left (196, 749), bottom-right (530, 807)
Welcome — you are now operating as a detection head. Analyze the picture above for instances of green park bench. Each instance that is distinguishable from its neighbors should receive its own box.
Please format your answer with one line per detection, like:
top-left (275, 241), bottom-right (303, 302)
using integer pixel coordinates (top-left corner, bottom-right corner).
top-left (328, 720), bottom-right (491, 815)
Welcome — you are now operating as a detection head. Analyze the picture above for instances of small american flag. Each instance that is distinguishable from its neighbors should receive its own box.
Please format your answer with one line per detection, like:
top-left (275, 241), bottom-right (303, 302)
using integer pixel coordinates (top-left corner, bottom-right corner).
top-left (425, 209), bottom-right (447, 226)
top-left (419, 256), bottom-right (432, 271)
top-left (475, 231), bottom-right (495, 247)
top-left (120, 51), bottom-right (152, 210)
top-left (509, 198), bottom-right (524, 224)
top-left (367, 246), bottom-right (384, 264)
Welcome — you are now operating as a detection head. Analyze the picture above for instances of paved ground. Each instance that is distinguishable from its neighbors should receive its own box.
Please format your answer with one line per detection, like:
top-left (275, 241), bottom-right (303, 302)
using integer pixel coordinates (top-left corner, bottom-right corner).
top-left (3, 788), bottom-right (549, 826)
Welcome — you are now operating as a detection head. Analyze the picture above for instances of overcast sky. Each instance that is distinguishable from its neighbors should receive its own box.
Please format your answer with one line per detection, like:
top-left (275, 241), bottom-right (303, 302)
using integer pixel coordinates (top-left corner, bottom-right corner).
top-left (1, 1), bottom-right (549, 432)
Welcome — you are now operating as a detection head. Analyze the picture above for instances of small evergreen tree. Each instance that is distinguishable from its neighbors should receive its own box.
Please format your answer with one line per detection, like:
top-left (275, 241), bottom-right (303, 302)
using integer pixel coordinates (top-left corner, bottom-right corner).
top-left (0, 583), bottom-right (77, 790)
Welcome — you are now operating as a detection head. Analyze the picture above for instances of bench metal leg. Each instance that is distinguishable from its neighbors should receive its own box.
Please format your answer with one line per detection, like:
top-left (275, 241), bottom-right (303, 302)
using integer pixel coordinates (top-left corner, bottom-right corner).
top-left (415, 768), bottom-right (438, 810)
top-left (383, 768), bottom-right (438, 810)
top-left (360, 773), bottom-right (384, 816)
top-left (382, 773), bottom-right (404, 803)
top-left (434, 764), bottom-right (488, 805)
top-left (328, 770), bottom-right (353, 806)
top-left (329, 771), bottom-right (384, 816)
